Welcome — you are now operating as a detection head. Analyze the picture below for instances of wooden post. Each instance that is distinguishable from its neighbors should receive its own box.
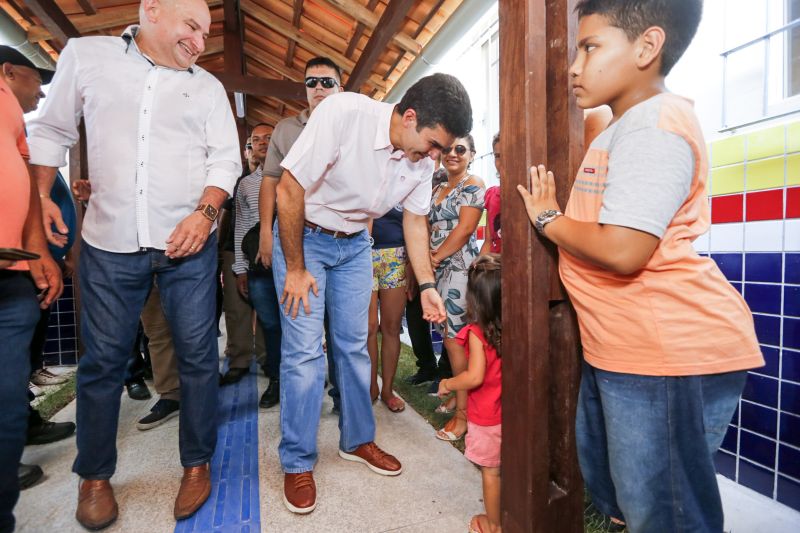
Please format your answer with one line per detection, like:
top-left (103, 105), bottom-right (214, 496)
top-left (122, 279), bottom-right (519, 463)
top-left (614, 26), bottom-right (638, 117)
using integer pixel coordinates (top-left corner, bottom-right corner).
top-left (498, 0), bottom-right (584, 531)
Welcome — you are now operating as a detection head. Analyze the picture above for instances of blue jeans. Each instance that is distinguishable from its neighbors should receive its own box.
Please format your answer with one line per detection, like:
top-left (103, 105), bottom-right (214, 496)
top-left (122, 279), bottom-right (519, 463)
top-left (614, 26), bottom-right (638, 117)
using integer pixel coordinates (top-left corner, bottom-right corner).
top-left (272, 223), bottom-right (374, 473)
top-left (74, 237), bottom-right (219, 478)
top-left (247, 268), bottom-right (281, 379)
top-left (576, 361), bottom-right (747, 533)
top-left (0, 272), bottom-right (39, 533)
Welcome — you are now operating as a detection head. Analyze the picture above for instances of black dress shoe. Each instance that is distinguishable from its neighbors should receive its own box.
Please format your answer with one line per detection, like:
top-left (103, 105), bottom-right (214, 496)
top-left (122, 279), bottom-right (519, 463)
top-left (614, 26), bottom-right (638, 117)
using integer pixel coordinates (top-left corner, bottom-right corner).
top-left (220, 367), bottom-right (249, 386)
top-left (18, 463), bottom-right (44, 490)
top-left (27, 420), bottom-right (76, 445)
top-left (259, 379), bottom-right (280, 409)
top-left (126, 379), bottom-right (152, 400)
top-left (404, 370), bottom-right (437, 386)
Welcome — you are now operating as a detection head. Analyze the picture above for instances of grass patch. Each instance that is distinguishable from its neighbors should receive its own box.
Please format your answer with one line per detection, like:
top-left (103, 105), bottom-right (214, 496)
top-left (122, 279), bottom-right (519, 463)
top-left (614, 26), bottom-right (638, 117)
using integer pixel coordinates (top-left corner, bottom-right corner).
top-left (393, 341), bottom-right (624, 532)
top-left (34, 373), bottom-right (77, 421)
top-left (392, 341), bottom-right (465, 453)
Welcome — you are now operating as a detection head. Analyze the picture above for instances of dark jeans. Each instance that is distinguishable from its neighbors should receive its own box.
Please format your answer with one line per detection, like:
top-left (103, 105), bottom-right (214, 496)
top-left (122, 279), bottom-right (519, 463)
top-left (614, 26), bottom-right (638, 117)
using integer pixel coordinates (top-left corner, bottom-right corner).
top-left (29, 306), bottom-right (50, 373)
top-left (405, 291), bottom-right (451, 378)
top-left (577, 361), bottom-right (747, 532)
top-left (74, 237), bottom-right (219, 478)
top-left (0, 272), bottom-right (40, 533)
top-left (247, 268), bottom-right (282, 379)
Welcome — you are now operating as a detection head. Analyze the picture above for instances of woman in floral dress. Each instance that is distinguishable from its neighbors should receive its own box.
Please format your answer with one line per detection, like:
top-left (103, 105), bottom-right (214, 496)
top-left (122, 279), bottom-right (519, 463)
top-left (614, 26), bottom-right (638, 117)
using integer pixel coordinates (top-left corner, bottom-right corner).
top-left (429, 134), bottom-right (485, 441)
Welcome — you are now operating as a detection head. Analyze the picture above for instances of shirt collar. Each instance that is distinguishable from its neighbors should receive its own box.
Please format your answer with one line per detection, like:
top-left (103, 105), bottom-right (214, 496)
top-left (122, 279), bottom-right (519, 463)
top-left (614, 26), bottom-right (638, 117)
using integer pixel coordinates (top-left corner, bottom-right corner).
top-left (121, 25), bottom-right (195, 74)
top-left (376, 103), bottom-right (405, 162)
top-left (297, 109), bottom-right (310, 126)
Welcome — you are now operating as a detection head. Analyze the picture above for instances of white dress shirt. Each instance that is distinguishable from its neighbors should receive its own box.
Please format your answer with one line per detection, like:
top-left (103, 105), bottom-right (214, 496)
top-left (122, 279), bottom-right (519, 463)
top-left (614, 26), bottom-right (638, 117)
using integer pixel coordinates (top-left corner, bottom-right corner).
top-left (281, 92), bottom-right (434, 233)
top-left (27, 26), bottom-right (241, 252)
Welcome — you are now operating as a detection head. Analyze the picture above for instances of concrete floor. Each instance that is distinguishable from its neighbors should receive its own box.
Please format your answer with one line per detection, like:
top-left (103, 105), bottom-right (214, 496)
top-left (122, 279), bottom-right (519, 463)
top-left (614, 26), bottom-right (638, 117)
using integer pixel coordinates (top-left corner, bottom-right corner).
top-left (15, 337), bottom-right (484, 533)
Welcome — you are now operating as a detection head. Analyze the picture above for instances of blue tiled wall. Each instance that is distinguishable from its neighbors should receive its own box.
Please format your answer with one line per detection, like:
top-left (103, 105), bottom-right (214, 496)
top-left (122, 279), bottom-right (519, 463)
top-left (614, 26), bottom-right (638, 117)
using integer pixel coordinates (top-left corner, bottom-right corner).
top-left (710, 252), bottom-right (800, 512)
top-left (42, 276), bottom-right (79, 367)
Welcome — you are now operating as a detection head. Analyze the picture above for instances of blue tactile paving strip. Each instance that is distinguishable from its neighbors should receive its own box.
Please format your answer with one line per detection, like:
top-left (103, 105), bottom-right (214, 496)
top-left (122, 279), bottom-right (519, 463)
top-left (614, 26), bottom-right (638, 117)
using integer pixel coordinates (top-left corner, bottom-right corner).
top-left (175, 366), bottom-right (261, 533)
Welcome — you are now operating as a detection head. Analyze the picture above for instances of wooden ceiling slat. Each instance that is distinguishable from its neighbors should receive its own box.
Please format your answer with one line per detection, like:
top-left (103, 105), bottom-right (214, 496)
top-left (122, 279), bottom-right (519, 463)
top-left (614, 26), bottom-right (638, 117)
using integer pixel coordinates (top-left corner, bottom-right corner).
top-left (25, 0), bottom-right (80, 46)
top-left (325, 0), bottom-right (421, 55)
top-left (240, 0), bottom-right (387, 92)
top-left (345, 0), bottom-right (415, 91)
top-left (244, 41), bottom-right (304, 81)
top-left (27, 0), bottom-right (224, 42)
top-left (381, 0), bottom-right (445, 81)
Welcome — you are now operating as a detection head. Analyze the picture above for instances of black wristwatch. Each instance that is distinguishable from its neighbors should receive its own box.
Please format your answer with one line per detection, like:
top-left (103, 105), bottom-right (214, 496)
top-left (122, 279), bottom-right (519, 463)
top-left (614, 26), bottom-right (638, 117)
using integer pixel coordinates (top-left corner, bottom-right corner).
top-left (418, 282), bottom-right (436, 293)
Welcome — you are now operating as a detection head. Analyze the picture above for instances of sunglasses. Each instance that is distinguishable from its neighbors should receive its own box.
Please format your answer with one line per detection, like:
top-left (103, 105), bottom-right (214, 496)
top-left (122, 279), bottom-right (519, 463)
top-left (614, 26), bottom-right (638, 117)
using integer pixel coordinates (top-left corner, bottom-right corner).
top-left (305, 76), bottom-right (339, 89)
top-left (245, 143), bottom-right (252, 150)
top-left (442, 145), bottom-right (469, 156)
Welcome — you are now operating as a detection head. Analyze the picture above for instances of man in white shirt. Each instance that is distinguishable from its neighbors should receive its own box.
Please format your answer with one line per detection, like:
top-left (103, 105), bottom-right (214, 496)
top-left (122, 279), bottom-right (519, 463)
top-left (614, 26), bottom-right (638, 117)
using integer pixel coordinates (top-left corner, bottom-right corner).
top-left (26, 0), bottom-right (240, 529)
top-left (273, 72), bottom-right (472, 514)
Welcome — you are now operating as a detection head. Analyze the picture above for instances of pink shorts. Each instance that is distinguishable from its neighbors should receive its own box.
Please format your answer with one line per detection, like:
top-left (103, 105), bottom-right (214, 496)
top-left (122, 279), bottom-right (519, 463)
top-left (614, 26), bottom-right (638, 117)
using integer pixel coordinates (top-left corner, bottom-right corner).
top-left (464, 421), bottom-right (502, 468)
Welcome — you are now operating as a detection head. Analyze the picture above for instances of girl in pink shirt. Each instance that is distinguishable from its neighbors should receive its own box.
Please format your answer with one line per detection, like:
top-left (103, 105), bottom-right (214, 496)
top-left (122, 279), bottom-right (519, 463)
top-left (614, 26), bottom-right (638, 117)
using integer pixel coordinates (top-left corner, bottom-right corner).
top-left (437, 254), bottom-right (502, 533)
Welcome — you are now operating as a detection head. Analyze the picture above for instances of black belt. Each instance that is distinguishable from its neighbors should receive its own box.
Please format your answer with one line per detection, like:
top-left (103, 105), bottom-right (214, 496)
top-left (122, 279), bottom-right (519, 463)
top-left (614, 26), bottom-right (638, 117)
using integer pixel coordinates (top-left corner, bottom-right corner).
top-left (304, 221), bottom-right (361, 239)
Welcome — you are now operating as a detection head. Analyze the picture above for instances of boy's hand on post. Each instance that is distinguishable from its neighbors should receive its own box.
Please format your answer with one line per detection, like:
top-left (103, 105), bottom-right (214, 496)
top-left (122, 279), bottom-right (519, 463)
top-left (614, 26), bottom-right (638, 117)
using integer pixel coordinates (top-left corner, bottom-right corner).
top-left (517, 164), bottom-right (561, 224)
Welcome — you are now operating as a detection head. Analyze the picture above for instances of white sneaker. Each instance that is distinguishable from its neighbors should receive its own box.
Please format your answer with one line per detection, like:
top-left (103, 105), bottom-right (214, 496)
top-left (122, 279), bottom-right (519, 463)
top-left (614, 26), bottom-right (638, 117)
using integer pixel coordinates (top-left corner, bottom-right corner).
top-left (28, 382), bottom-right (45, 397)
top-left (31, 368), bottom-right (69, 386)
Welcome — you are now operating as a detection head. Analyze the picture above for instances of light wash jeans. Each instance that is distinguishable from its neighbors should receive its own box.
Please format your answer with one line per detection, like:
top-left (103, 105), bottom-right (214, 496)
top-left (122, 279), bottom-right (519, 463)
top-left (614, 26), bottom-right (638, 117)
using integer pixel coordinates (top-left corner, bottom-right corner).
top-left (272, 223), bottom-right (374, 473)
top-left (576, 361), bottom-right (747, 533)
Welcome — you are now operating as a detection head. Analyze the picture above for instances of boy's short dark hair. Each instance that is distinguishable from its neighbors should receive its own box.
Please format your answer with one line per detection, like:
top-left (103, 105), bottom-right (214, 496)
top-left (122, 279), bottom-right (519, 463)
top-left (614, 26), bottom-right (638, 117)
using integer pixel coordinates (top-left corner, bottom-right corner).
top-left (397, 73), bottom-right (472, 138)
top-left (305, 57), bottom-right (342, 82)
top-left (575, 0), bottom-right (702, 75)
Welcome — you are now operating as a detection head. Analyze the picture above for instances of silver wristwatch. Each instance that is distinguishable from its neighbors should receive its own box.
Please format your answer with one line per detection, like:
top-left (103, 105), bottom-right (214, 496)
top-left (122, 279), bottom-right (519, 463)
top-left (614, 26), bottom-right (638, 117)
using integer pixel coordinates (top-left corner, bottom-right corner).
top-left (534, 209), bottom-right (563, 235)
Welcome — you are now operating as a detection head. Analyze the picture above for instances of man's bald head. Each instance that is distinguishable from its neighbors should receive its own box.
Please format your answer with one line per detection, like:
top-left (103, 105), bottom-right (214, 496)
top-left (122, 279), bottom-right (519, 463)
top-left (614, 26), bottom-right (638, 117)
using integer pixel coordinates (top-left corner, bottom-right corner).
top-left (137, 0), bottom-right (210, 70)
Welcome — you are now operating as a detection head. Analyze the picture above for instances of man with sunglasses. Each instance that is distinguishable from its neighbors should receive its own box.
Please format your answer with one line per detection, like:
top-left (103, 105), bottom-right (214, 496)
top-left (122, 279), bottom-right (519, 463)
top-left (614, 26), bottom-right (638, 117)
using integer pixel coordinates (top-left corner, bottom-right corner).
top-left (256, 57), bottom-right (344, 413)
top-left (265, 70), bottom-right (472, 514)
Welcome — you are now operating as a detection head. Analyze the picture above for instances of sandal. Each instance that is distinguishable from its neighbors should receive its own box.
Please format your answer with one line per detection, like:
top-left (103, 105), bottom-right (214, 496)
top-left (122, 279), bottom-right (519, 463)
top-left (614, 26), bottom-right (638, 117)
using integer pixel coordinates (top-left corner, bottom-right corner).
top-left (381, 395), bottom-right (405, 413)
top-left (434, 396), bottom-right (456, 414)
top-left (468, 514), bottom-right (488, 533)
top-left (435, 408), bottom-right (467, 442)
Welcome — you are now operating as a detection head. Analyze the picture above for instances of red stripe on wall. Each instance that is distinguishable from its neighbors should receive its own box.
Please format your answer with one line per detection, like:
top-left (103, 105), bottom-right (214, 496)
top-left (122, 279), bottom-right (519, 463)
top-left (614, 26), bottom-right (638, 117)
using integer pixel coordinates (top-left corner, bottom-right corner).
top-left (746, 189), bottom-right (784, 222)
top-left (712, 194), bottom-right (744, 223)
top-left (788, 187), bottom-right (800, 219)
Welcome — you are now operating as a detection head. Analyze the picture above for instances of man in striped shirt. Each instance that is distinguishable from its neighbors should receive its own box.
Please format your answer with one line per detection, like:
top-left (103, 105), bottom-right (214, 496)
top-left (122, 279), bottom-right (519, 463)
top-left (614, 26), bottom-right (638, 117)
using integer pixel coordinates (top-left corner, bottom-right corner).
top-left (231, 123), bottom-right (282, 410)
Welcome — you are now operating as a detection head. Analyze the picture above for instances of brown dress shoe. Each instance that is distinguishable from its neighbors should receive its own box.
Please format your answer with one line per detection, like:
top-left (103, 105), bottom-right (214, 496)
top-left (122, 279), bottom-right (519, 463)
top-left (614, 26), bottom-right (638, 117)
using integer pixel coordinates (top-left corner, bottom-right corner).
top-left (338, 442), bottom-right (402, 476)
top-left (283, 472), bottom-right (316, 514)
top-left (174, 463), bottom-right (211, 520)
top-left (75, 479), bottom-right (118, 531)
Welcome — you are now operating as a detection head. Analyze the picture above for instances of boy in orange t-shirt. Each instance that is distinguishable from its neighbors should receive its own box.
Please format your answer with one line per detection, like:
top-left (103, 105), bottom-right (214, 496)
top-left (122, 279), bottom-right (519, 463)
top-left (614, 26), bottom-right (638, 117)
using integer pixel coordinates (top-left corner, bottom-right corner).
top-left (518, 1), bottom-right (764, 532)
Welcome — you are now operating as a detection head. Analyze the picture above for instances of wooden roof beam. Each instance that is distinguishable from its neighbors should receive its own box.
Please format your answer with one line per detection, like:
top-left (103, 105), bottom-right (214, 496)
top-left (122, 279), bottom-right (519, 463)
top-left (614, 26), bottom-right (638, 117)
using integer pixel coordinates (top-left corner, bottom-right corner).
top-left (285, 0), bottom-right (304, 68)
top-left (325, 0), bottom-right (421, 55)
top-left (25, 0), bottom-right (80, 46)
top-left (344, 0), bottom-right (379, 59)
top-left (76, 0), bottom-right (97, 16)
top-left (223, 0), bottom-right (245, 75)
top-left (27, 0), bottom-right (223, 42)
top-left (211, 72), bottom-right (306, 99)
top-left (345, 0), bottom-right (415, 92)
top-left (240, 0), bottom-right (386, 92)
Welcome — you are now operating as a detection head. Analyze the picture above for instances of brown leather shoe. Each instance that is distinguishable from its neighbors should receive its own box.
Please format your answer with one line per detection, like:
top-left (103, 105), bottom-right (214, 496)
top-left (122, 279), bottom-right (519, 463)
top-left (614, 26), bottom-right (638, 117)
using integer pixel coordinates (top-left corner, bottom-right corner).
top-left (174, 463), bottom-right (211, 520)
top-left (338, 442), bottom-right (402, 476)
top-left (283, 472), bottom-right (316, 514)
top-left (75, 479), bottom-right (118, 531)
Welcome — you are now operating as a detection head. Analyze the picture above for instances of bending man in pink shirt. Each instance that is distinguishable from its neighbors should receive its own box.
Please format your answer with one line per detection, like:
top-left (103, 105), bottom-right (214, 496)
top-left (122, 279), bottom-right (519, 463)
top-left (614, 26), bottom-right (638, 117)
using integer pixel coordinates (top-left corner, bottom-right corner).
top-left (272, 73), bottom-right (472, 514)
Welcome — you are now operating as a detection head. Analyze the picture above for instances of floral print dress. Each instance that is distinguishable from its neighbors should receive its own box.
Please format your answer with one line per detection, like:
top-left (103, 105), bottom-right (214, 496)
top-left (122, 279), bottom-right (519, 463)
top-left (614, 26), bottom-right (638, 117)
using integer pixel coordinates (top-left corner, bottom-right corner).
top-left (429, 176), bottom-right (485, 338)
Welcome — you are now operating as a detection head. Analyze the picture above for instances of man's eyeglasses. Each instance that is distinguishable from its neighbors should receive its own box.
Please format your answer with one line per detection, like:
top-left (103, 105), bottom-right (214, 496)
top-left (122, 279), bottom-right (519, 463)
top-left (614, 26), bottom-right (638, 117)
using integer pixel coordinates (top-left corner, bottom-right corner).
top-left (305, 77), bottom-right (339, 89)
top-left (245, 143), bottom-right (252, 150)
top-left (442, 145), bottom-right (469, 156)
